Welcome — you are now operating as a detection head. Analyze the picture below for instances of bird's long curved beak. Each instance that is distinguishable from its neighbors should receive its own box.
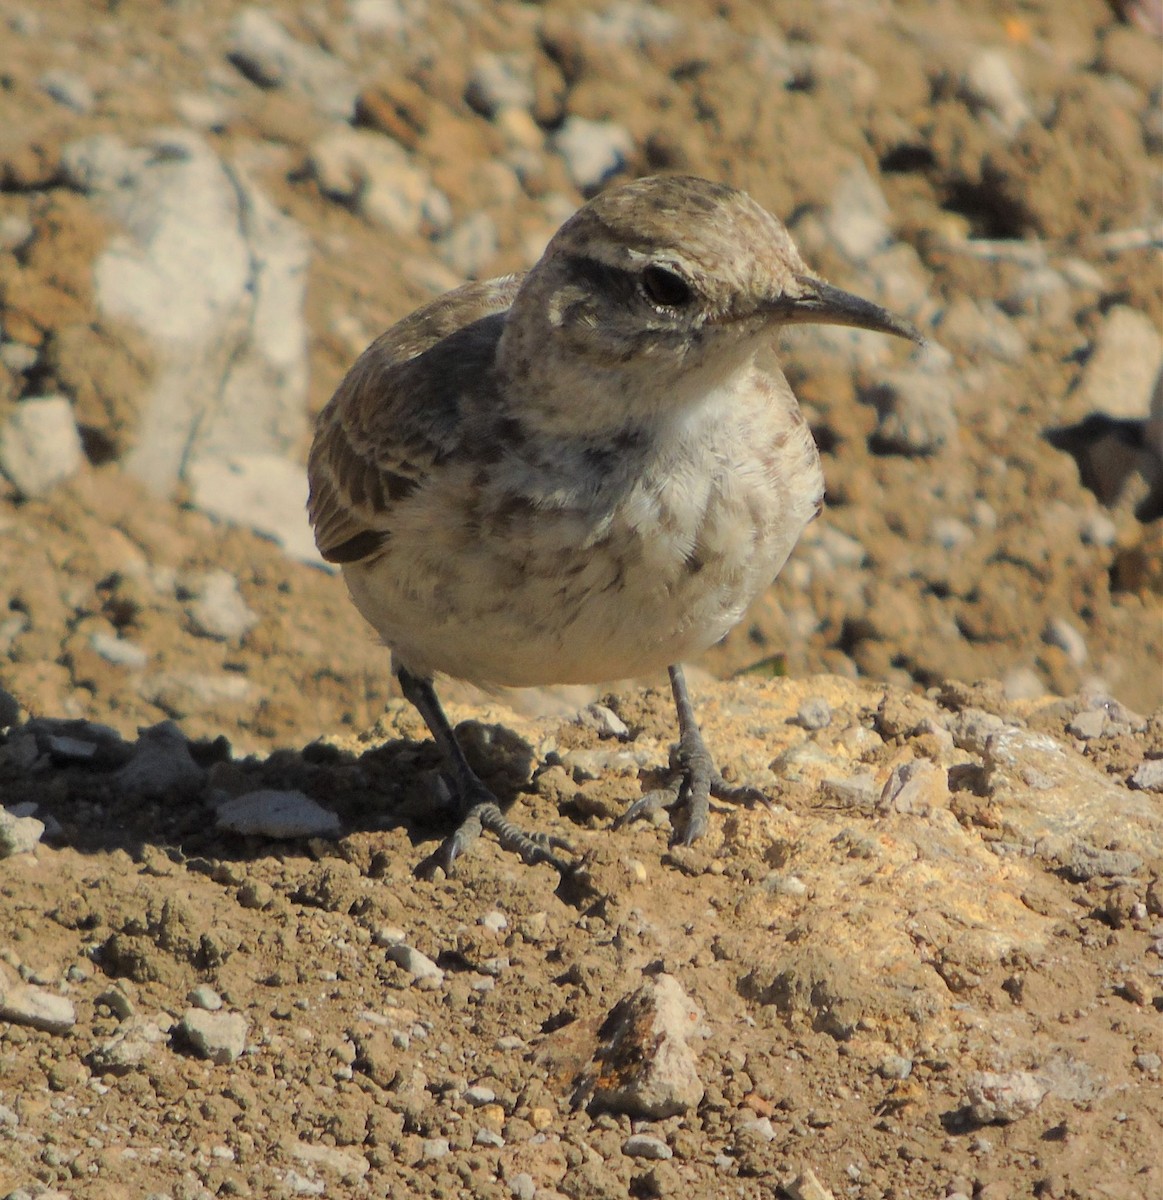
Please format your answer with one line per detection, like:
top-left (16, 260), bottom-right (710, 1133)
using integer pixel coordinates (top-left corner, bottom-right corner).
top-left (780, 274), bottom-right (925, 345)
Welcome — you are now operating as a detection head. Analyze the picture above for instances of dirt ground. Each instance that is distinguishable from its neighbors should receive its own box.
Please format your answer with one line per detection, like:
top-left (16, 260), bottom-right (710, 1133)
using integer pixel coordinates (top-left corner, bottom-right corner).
top-left (0, 0), bottom-right (1161, 1197)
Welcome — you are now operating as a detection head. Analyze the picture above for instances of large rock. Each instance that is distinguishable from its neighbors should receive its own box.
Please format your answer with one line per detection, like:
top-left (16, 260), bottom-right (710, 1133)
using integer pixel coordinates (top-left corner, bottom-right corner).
top-left (62, 130), bottom-right (310, 500)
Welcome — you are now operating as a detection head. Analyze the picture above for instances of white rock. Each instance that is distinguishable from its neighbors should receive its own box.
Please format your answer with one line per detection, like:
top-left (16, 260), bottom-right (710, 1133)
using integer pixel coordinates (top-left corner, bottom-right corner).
top-left (867, 343), bottom-right (958, 456)
top-left (69, 130), bottom-right (310, 499)
top-left (552, 117), bottom-right (633, 192)
top-left (1043, 617), bottom-right (1088, 667)
top-left (186, 453), bottom-right (327, 567)
top-left (821, 164), bottom-right (892, 263)
top-left (310, 128), bottom-right (449, 237)
top-left (965, 1070), bottom-right (1047, 1123)
top-left (227, 8), bottom-right (357, 120)
top-left (623, 1133), bottom-right (672, 1159)
top-left (466, 52), bottom-right (534, 116)
top-left (291, 1140), bottom-right (370, 1180)
top-left (438, 211), bottom-right (499, 279)
top-left (89, 1015), bottom-right (168, 1072)
top-left (0, 807), bottom-right (45, 856)
top-left (384, 943), bottom-right (444, 983)
top-left (346, 0), bottom-right (409, 35)
top-left (216, 789), bottom-right (341, 839)
top-left (590, 973), bottom-right (705, 1118)
top-left (188, 984), bottom-right (223, 1011)
top-left (0, 968), bottom-right (75, 1033)
top-left (90, 630), bottom-right (148, 670)
top-left (39, 68), bottom-right (95, 114)
top-left (937, 296), bottom-right (1027, 364)
top-left (0, 396), bottom-right (83, 499)
top-left (184, 569), bottom-right (258, 641)
top-left (1076, 305), bottom-right (1163, 422)
top-left (180, 1008), bottom-right (248, 1064)
top-left (961, 49), bottom-right (1032, 138)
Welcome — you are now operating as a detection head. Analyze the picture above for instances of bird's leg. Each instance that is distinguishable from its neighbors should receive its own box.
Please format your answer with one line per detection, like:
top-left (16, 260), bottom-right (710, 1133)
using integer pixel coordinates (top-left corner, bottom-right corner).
top-left (396, 666), bottom-right (571, 871)
top-left (619, 664), bottom-right (767, 844)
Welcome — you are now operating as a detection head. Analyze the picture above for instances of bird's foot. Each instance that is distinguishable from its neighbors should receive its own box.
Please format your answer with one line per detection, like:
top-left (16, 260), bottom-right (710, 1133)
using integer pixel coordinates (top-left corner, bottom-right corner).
top-left (618, 730), bottom-right (767, 845)
top-left (440, 781), bottom-right (573, 873)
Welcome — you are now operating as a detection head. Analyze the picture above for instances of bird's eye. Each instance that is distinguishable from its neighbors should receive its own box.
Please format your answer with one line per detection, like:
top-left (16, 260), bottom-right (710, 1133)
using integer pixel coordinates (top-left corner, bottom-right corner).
top-left (641, 265), bottom-right (693, 308)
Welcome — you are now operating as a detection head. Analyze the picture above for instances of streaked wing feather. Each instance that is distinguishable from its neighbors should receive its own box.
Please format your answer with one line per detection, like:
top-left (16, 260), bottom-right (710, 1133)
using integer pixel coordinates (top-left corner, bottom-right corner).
top-left (307, 275), bottom-right (524, 564)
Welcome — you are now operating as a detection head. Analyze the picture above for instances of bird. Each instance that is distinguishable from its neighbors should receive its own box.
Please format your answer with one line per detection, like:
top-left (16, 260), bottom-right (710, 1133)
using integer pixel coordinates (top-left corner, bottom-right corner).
top-left (307, 173), bottom-right (922, 870)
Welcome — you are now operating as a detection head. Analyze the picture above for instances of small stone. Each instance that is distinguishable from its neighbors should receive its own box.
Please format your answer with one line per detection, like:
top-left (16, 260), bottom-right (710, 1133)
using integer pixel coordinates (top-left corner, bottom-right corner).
top-left (509, 1173), bottom-right (536, 1200)
top-left (465, 1085), bottom-right (496, 1105)
top-left (552, 116), bottom-right (633, 192)
top-left (589, 973), bottom-right (704, 1118)
top-left (0, 395), bottom-right (84, 499)
top-left (0, 969), bottom-right (76, 1033)
top-left (1079, 510), bottom-right (1117, 547)
top-left (188, 984), bottom-right (223, 1011)
top-left (384, 943), bottom-right (444, 984)
top-left (89, 1015), bottom-right (168, 1073)
top-left (1134, 1053), bottom-right (1161, 1073)
top-left (290, 1141), bottom-right (370, 1181)
top-left (0, 807), bottom-right (45, 857)
top-left (785, 1166), bottom-right (836, 1200)
top-left (216, 789), bottom-right (341, 839)
top-left (466, 52), bottom-right (534, 117)
top-left (1002, 667), bottom-right (1045, 701)
top-left (479, 910), bottom-right (508, 932)
top-left (623, 1133), bottom-right (672, 1160)
top-left (879, 1054), bottom-right (913, 1080)
top-left (866, 344), bottom-right (958, 456)
top-left (579, 703), bottom-right (630, 738)
top-left (1076, 305), bottom-right (1162, 422)
top-left (184, 569), bottom-right (258, 641)
top-left (474, 1127), bottom-right (504, 1147)
top-left (965, 1070), bottom-right (1047, 1124)
top-left (90, 630), bottom-right (148, 670)
top-left (1043, 617), bottom-right (1087, 667)
top-left (421, 1137), bottom-right (450, 1161)
top-left (960, 49), bottom-right (1031, 137)
top-left (1129, 760), bottom-right (1163, 791)
top-left (1066, 709), bottom-right (1108, 740)
top-left (795, 698), bottom-right (832, 730)
top-left (115, 721), bottom-right (205, 799)
top-left (179, 1008), bottom-right (248, 1064)
top-left (39, 68), bottom-right (95, 114)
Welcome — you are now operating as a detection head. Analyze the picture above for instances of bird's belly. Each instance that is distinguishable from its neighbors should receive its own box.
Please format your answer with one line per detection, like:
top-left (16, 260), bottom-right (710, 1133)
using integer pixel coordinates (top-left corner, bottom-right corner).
top-left (343, 439), bottom-right (821, 687)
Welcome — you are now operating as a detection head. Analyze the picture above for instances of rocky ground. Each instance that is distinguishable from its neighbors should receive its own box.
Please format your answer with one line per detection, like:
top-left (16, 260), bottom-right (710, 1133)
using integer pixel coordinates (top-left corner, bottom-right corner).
top-left (0, 0), bottom-right (1161, 1197)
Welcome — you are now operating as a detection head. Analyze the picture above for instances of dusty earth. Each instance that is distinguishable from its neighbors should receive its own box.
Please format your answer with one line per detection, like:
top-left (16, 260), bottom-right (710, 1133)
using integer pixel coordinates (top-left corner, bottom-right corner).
top-left (0, 0), bottom-right (1162, 1197)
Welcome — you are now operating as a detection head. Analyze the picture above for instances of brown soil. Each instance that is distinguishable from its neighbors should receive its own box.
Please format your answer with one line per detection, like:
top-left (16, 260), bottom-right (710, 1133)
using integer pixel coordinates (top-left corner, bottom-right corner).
top-left (1, 1), bottom-right (1161, 1197)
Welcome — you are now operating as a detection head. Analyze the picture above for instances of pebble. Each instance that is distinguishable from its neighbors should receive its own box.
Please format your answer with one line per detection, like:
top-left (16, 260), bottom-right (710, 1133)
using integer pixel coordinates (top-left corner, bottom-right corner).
top-left (437, 210), bottom-right (498, 279)
top-left (965, 1070), bottom-right (1047, 1124)
top-left (115, 721), bottom-right (206, 799)
top-left (0, 341), bottom-right (37, 373)
top-left (1076, 305), bottom-right (1162, 422)
top-left (867, 344), bottom-right (958, 456)
top-left (184, 569), bottom-right (258, 641)
top-left (474, 1127), bottom-right (504, 1147)
top-left (421, 1137), bottom-right (450, 1161)
top-left (785, 1167), bottom-right (836, 1200)
top-left (1134, 1053), bottom-right (1161, 1073)
top-left (1066, 709), bottom-right (1107, 740)
top-left (552, 116), bottom-right (633, 192)
top-left (216, 789), bottom-right (341, 839)
top-left (1042, 617), bottom-right (1088, 667)
top-left (38, 68), bottom-right (95, 114)
top-left (623, 1133), bottom-right (672, 1160)
top-left (89, 1015), bottom-right (168, 1072)
top-left (578, 703), bottom-right (630, 738)
top-left (879, 1054), bottom-right (913, 1080)
top-left (290, 1141), bottom-right (370, 1181)
top-left (384, 943), bottom-right (445, 984)
top-left (937, 296), bottom-right (1027, 364)
top-left (960, 48), bottom-right (1031, 137)
top-left (0, 970), bottom-right (76, 1034)
top-left (508, 1173), bottom-right (536, 1200)
top-left (187, 453), bottom-right (325, 567)
top-left (227, 7), bottom-right (357, 120)
top-left (89, 629), bottom-right (149, 669)
top-left (188, 984), bottom-right (223, 1011)
top-left (929, 516), bottom-right (973, 549)
top-left (464, 1085), bottom-right (496, 1105)
top-left (0, 808), bottom-right (45, 857)
top-left (795, 698), bottom-right (832, 730)
top-left (179, 1008), bottom-right (248, 1064)
top-left (1001, 667), bottom-right (1045, 701)
top-left (590, 974), bottom-right (705, 1118)
top-left (821, 163), bottom-right (891, 263)
top-left (0, 395), bottom-right (84, 499)
top-left (466, 52), bottom-right (534, 116)
top-left (1078, 510), bottom-right (1117, 547)
top-left (0, 213), bottom-right (33, 251)
top-left (1129, 759), bottom-right (1163, 791)
top-left (479, 910), bottom-right (508, 932)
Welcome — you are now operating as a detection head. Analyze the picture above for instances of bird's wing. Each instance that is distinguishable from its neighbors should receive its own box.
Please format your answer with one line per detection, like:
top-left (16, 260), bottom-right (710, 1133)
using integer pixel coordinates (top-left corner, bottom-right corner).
top-left (307, 275), bottom-right (524, 565)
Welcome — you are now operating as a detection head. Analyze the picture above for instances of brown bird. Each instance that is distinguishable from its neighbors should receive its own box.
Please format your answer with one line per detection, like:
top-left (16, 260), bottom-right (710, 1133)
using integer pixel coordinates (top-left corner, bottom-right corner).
top-left (308, 174), bottom-right (921, 869)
